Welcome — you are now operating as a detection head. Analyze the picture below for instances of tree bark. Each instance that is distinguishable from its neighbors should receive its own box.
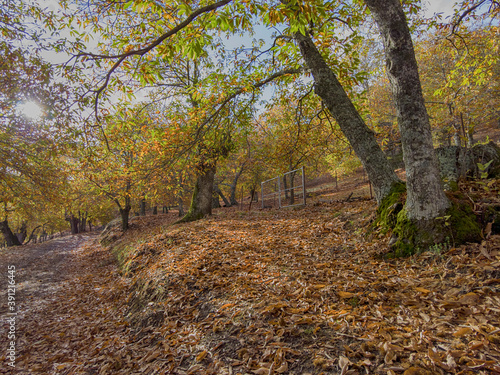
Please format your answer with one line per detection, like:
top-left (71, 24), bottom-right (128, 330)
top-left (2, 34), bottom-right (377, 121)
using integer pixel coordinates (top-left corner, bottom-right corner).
top-left (178, 198), bottom-right (184, 217)
top-left (16, 222), bottom-right (27, 243)
top-left (0, 220), bottom-right (22, 247)
top-left (364, 0), bottom-right (450, 220)
top-left (25, 225), bottom-right (42, 245)
top-left (293, 32), bottom-right (400, 204)
top-left (140, 198), bottom-right (146, 216)
top-left (212, 191), bottom-right (221, 209)
top-left (216, 184), bottom-right (231, 207)
top-left (178, 163), bottom-right (216, 223)
top-left (229, 166), bottom-right (245, 206)
top-left (115, 180), bottom-right (132, 231)
top-left (120, 206), bottom-right (131, 231)
top-left (66, 214), bottom-right (80, 235)
top-left (78, 211), bottom-right (87, 233)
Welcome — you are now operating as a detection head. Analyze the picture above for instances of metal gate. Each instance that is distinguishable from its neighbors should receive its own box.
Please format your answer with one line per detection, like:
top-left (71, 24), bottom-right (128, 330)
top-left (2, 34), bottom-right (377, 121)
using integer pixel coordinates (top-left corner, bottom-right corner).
top-left (261, 167), bottom-right (306, 209)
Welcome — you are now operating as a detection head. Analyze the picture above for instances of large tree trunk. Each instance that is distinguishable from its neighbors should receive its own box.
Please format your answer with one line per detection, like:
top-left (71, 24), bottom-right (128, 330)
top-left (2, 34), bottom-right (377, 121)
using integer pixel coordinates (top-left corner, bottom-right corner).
top-left (0, 220), bottom-right (22, 247)
top-left (178, 198), bottom-right (184, 217)
top-left (78, 211), bottom-right (87, 233)
top-left (16, 221), bottom-right (27, 243)
top-left (364, 0), bottom-right (450, 220)
top-left (293, 32), bottom-right (400, 204)
top-left (116, 180), bottom-right (132, 231)
top-left (178, 163), bottom-right (216, 223)
top-left (25, 225), bottom-right (42, 245)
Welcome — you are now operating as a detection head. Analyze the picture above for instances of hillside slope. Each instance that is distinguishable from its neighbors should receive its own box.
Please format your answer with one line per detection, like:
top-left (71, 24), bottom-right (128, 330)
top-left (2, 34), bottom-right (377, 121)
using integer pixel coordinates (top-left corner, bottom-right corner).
top-left (104, 190), bottom-right (500, 375)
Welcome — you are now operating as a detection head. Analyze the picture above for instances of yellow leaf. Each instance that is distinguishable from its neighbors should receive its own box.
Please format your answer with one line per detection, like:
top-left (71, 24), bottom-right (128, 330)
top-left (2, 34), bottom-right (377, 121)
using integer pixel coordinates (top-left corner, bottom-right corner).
top-left (312, 284), bottom-right (327, 290)
top-left (415, 287), bottom-right (431, 294)
top-left (453, 327), bottom-right (472, 337)
top-left (338, 291), bottom-right (355, 299)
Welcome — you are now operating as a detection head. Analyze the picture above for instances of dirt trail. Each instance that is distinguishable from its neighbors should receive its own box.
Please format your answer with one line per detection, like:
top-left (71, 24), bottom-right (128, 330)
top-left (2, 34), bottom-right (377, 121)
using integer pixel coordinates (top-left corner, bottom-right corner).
top-left (0, 234), bottom-right (135, 374)
top-left (0, 235), bottom-right (91, 318)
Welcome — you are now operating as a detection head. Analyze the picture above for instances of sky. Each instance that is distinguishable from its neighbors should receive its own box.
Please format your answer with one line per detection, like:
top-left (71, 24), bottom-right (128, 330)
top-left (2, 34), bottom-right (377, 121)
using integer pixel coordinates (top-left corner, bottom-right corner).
top-left (425, 0), bottom-right (456, 18)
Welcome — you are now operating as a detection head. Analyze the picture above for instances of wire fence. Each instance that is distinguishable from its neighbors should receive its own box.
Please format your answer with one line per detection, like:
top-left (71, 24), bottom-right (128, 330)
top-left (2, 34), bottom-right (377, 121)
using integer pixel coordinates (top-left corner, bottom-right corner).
top-left (261, 167), bottom-right (306, 209)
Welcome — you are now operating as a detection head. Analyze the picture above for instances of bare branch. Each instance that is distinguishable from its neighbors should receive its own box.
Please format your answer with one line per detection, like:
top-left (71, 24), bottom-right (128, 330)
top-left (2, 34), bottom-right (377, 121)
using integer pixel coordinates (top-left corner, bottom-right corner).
top-left (451, 0), bottom-right (488, 35)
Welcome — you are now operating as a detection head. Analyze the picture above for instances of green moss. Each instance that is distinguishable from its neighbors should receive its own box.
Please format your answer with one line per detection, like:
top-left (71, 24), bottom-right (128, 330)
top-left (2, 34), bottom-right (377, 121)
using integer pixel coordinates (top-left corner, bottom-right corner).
top-left (445, 201), bottom-right (482, 244)
top-left (376, 186), bottom-right (482, 257)
top-left (388, 200), bottom-right (481, 257)
top-left (175, 183), bottom-right (203, 224)
top-left (390, 208), bottom-right (418, 257)
top-left (444, 179), bottom-right (459, 192)
top-left (112, 244), bottom-right (136, 273)
top-left (374, 182), bottom-right (407, 233)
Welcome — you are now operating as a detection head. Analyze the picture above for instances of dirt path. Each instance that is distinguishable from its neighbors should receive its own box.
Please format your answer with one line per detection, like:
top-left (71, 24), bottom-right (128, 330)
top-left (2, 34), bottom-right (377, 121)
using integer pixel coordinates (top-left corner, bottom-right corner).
top-left (0, 234), bottom-right (138, 374)
top-left (0, 235), bottom-right (91, 318)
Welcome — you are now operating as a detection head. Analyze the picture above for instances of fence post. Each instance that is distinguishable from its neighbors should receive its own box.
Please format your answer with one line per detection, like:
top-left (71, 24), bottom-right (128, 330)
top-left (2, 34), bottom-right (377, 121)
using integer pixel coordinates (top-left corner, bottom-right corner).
top-left (302, 166), bottom-right (306, 206)
top-left (277, 176), bottom-right (282, 208)
top-left (261, 182), bottom-right (264, 209)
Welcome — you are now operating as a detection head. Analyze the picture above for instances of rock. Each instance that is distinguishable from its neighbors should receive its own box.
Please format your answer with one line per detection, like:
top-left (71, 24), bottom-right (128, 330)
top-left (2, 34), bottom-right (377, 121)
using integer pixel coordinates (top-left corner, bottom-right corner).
top-left (436, 142), bottom-right (500, 189)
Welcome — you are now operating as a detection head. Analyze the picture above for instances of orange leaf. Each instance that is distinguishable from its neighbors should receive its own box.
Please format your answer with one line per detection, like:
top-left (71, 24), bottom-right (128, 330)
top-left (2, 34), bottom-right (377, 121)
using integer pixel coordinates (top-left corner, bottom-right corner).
top-left (338, 291), bottom-right (355, 299)
top-left (415, 287), bottom-right (431, 294)
top-left (453, 327), bottom-right (472, 337)
top-left (219, 303), bottom-right (236, 310)
top-left (196, 350), bottom-right (208, 362)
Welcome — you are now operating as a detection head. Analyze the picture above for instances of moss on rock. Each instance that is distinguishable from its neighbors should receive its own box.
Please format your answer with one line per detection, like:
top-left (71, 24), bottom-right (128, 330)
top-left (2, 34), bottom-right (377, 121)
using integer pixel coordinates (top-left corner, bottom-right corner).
top-left (445, 196), bottom-right (482, 245)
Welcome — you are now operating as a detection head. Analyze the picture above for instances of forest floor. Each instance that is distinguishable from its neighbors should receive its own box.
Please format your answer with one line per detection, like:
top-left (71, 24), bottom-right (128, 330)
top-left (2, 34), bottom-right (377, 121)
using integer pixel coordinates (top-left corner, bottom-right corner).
top-left (0, 179), bottom-right (500, 374)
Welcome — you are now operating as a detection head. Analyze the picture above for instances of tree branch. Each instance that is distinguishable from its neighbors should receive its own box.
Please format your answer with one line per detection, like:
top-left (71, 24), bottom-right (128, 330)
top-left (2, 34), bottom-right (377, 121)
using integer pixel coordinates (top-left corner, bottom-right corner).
top-left (79, 0), bottom-right (233, 115)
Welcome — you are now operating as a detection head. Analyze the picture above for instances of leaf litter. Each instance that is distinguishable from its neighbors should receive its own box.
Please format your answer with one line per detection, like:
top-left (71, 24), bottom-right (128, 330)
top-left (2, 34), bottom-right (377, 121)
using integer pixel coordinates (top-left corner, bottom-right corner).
top-left (0, 195), bottom-right (499, 374)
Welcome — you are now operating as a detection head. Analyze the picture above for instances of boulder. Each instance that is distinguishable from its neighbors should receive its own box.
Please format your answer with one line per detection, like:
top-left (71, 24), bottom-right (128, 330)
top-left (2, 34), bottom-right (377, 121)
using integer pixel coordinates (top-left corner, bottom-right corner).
top-left (436, 142), bottom-right (500, 189)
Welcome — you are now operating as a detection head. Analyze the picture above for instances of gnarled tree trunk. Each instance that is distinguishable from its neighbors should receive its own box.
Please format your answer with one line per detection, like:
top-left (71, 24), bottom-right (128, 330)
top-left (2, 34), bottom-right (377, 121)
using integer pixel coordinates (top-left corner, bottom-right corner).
top-left (16, 221), bottom-right (27, 244)
top-left (140, 197), bottom-right (146, 216)
top-left (0, 220), bottom-right (22, 247)
top-left (293, 32), bottom-right (400, 204)
top-left (178, 163), bottom-right (216, 223)
top-left (364, 0), bottom-right (450, 221)
top-left (229, 166), bottom-right (244, 206)
top-left (215, 183), bottom-right (231, 207)
top-left (119, 205), bottom-right (131, 231)
top-left (66, 214), bottom-right (80, 235)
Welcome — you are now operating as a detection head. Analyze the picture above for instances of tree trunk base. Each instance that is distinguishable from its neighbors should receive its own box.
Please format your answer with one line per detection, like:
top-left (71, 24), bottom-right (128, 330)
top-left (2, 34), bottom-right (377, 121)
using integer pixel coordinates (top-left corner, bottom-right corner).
top-left (175, 210), bottom-right (205, 224)
top-left (374, 186), bottom-right (482, 257)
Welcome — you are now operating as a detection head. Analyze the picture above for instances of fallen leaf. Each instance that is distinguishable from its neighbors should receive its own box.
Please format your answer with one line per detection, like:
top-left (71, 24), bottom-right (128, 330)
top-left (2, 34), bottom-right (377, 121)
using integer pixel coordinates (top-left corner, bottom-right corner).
top-left (453, 327), bottom-right (472, 337)
top-left (195, 350), bottom-right (207, 362)
top-left (415, 287), bottom-right (431, 294)
top-left (338, 291), bottom-right (355, 299)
